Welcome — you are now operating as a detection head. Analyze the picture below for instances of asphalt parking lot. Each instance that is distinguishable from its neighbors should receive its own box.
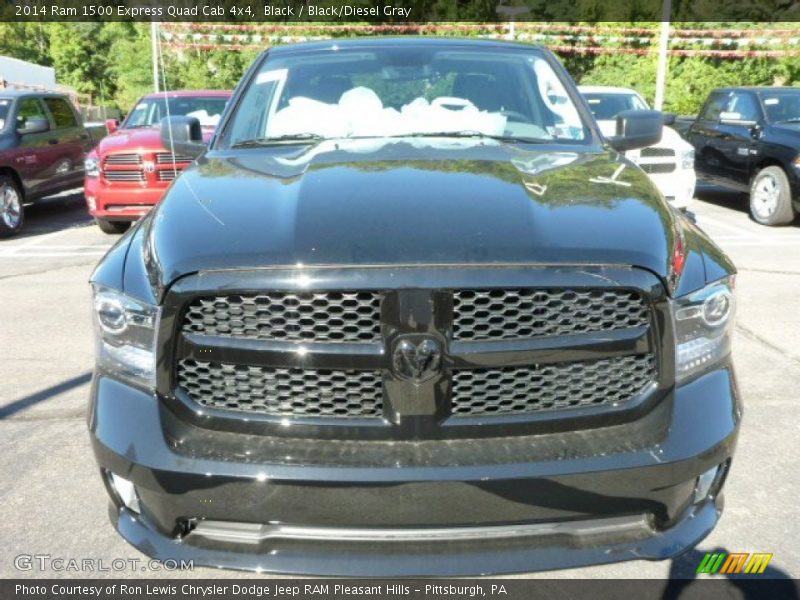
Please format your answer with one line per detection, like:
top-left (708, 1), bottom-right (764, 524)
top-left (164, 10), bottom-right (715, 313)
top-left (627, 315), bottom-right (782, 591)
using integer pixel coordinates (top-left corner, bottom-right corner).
top-left (1, 187), bottom-right (798, 580)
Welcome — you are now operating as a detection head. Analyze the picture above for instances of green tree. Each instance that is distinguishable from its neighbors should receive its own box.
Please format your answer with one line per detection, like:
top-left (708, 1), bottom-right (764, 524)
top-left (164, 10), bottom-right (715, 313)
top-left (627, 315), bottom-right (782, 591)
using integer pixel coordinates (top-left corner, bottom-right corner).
top-left (47, 23), bottom-right (111, 99)
top-left (0, 23), bottom-right (51, 67)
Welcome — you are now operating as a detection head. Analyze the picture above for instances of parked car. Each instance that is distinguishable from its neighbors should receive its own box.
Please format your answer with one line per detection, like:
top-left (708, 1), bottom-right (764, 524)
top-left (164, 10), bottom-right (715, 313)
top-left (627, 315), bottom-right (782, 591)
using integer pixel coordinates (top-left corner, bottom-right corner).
top-left (84, 90), bottom-right (231, 234)
top-left (579, 86), bottom-right (696, 211)
top-left (0, 90), bottom-right (98, 237)
top-left (89, 38), bottom-right (739, 576)
top-left (683, 86), bottom-right (800, 225)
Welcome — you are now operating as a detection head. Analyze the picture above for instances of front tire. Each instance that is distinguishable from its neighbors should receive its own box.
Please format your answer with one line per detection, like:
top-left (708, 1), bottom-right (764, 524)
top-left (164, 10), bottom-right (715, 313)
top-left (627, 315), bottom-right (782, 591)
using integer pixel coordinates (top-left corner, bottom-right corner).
top-left (749, 166), bottom-right (796, 226)
top-left (95, 218), bottom-right (131, 234)
top-left (0, 175), bottom-right (24, 238)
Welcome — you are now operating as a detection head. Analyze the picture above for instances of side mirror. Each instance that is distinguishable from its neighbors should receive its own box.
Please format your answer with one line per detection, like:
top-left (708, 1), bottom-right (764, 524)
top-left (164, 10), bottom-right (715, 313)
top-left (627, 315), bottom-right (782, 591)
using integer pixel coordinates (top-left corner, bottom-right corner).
top-left (105, 118), bottom-right (120, 134)
top-left (608, 110), bottom-right (663, 152)
top-left (159, 116), bottom-right (205, 159)
top-left (18, 117), bottom-right (49, 135)
top-left (662, 112), bottom-right (677, 126)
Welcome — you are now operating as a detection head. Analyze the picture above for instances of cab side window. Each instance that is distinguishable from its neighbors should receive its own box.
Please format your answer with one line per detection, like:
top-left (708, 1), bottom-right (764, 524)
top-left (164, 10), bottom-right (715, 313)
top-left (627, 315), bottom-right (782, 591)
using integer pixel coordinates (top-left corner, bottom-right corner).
top-left (700, 92), bottom-right (729, 122)
top-left (727, 92), bottom-right (760, 122)
top-left (43, 97), bottom-right (78, 129)
top-left (16, 98), bottom-right (48, 129)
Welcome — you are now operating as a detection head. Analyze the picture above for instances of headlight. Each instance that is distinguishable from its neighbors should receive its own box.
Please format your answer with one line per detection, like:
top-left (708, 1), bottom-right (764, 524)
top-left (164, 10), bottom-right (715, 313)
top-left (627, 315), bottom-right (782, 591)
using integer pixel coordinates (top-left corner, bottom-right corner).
top-left (92, 285), bottom-right (160, 389)
top-left (85, 156), bottom-right (100, 178)
top-left (671, 276), bottom-right (735, 384)
top-left (679, 148), bottom-right (695, 170)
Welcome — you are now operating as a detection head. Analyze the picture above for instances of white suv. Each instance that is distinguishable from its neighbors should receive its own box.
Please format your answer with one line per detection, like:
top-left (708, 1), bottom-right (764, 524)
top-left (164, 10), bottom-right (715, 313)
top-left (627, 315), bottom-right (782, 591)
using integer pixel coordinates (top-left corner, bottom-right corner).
top-left (579, 86), bottom-right (696, 211)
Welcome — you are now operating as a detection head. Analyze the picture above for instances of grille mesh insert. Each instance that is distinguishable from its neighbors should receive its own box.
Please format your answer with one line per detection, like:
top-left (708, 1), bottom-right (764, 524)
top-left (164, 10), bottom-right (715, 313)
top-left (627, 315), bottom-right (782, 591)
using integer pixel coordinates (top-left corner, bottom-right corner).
top-left (182, 292), bottom-right (382, 343)
top-left (640, 163), bottom-right (676, 175)
top-left (451, 354), bottom-right (655, 417)
top-left (452, 288), bottom-right (649, 341)
top-left (177, 360), bottom-right (384, 418)
top-left (639, 147), bottom-right (675, 158)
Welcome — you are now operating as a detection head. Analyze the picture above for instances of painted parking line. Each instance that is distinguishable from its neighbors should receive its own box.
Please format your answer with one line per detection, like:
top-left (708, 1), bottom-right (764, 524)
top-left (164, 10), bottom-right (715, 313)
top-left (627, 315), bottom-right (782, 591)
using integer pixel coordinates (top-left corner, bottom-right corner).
top-left (712, 239), bottom-right (800, 247)
top-left (0, 252), bottom-right (108, 258)
top-left (0, 228), bottom-right (77, 252)
top-left (694, 215), bottom-right (763, 240)
top-left (0, 244), bottom-right (112, 258)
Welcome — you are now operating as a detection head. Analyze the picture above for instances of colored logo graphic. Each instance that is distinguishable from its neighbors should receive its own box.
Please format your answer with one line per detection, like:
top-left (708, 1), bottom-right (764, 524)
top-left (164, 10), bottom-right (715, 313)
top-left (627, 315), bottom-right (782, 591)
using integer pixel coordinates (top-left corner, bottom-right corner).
top-left (697, 552), bottom-right (773, 575)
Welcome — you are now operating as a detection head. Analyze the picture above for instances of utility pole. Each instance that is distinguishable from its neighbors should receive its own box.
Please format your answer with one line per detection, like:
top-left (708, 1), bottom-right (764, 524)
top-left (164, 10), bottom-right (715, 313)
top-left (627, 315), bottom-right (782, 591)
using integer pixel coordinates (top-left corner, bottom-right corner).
top-left (151, 21), bottom-right (160, 93)
top-left (654, 0), bottom-right (671, 110)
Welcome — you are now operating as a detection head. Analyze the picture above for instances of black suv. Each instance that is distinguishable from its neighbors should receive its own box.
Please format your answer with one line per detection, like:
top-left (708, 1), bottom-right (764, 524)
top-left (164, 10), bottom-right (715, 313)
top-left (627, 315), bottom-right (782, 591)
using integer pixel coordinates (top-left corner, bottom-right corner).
top-left (89, 39), bottom-right (740, 576)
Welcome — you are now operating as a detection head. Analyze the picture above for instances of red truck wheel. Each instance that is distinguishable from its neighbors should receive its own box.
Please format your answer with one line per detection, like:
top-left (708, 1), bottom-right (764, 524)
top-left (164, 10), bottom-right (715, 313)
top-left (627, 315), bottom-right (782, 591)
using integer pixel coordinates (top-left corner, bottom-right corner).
top-left (95, 218), bottom-right (131, 235)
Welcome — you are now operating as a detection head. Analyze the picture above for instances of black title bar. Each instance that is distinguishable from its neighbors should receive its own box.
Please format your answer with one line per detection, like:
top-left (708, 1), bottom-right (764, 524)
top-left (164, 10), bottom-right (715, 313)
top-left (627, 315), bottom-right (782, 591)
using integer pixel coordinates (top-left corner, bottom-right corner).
top-left (4, 0), bottom-right (800, 22)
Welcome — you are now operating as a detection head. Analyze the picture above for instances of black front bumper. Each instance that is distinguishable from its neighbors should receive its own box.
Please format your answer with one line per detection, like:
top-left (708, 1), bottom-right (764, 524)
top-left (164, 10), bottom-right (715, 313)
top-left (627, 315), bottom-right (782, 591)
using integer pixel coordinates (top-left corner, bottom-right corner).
top-left (89, 367), bottom-right (740, 576)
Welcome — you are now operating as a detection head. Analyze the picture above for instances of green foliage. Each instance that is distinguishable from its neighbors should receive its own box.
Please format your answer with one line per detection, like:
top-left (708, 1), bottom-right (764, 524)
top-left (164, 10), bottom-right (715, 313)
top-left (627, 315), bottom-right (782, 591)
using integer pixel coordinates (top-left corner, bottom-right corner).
top-left (2, 21), bottom-right (800, 117)
top-left (48, 23), bottom-right (111, 97)
top-left (105, 24), bottom-right (154, 110)
top-left (0, 23), bottom-right (51, 66)
top-left (576, 51), bottom-right (800, 115)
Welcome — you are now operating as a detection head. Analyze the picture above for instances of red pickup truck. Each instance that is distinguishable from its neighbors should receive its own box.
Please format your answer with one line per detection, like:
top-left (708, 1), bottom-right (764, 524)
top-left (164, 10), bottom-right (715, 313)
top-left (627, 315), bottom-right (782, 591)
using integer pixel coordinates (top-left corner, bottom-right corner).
top-left (84, 90), bottom-right (231, 233)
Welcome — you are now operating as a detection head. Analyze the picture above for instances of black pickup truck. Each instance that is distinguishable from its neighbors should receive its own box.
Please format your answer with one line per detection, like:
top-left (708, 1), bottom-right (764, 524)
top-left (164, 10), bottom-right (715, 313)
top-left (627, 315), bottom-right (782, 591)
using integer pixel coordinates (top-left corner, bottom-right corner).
top-left (0, 90), bottom-right (99, 237)
top-left (88, 38), bottom-right (739, 576)
top-left (681, 87), bottom-right (800, 226)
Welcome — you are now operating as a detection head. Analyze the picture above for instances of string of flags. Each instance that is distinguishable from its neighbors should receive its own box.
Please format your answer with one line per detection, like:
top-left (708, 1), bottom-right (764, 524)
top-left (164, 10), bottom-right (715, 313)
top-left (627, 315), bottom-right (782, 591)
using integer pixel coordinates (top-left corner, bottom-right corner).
top-left (159, 23), bottom-right (800, 59)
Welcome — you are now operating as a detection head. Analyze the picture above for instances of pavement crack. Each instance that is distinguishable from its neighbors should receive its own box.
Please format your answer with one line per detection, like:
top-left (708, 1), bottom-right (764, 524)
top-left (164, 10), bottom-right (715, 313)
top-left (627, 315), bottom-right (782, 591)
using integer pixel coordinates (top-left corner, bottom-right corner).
top-left (0, 412), bottom-right (85, 422)
top-left (735, 323), bottom-right (800, 367)
top-left (0, 261), bottom-right (96, 280)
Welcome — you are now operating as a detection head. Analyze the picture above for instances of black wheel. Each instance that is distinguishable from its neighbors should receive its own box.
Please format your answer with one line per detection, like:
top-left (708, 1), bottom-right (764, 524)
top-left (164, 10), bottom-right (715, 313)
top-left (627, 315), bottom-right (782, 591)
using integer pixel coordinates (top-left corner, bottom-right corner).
top-left (749, 166), bottom-right (796, 226)
top-left (0, 175), bottom-right (24, 238)
top-left (95, 218), bottom-right (131, 234)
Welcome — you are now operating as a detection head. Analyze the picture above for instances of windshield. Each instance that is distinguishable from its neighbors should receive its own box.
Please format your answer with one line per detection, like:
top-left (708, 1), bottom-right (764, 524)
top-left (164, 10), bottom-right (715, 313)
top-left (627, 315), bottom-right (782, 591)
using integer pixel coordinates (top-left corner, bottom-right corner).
top-left (123, 95), bottom-right (228, 128)
top-left (582, 92), bottom-right (649, 121)
top-left (0, 98), bottom-right (11, 129)
top-left (761, 90), bottom-right (800, 123)
top-left (225, 46), bottom-right (590, 146)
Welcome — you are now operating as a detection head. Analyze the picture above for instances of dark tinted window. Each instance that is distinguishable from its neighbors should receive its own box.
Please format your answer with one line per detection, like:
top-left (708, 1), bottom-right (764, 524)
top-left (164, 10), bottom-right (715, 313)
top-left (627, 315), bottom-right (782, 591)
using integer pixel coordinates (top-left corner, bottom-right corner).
top-left (700, 92), bottom-right (729, 121)
top-left (124, 96), bottom-right (228, 128)
top-left (761, 90), bottom-right (800, 123)
top-left (43, 97), bottom-right (77, 128)
top-left (727, 92), bottom-right (760, 121)
top-left (16, 98), bottom-right (48, 129)
top-left (582, 92), bottom-right (648, 120)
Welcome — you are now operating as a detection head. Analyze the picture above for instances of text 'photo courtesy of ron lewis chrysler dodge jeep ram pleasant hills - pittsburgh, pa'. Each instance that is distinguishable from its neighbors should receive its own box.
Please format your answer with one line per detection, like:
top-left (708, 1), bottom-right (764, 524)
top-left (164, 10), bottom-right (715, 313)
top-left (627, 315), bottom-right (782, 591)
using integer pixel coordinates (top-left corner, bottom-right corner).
top-left (88, 38), bottom-right (739, 576)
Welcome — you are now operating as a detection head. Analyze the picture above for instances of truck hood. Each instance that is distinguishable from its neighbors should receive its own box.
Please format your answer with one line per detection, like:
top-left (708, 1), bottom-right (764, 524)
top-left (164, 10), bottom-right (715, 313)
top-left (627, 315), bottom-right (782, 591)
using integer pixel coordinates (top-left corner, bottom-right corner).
top-left (95, 127), bottom-right (165, 155)
top-left (95, 126), bottom-right (214, 155)
top-left (142, 138), bottom-right (680, 290)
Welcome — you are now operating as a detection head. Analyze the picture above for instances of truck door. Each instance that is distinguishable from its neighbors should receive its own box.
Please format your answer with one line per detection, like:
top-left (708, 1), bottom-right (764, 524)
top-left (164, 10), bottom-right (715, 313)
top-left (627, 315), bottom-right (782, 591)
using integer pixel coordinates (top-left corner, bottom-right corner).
top-left (42, 96), bottom-right (89, 191)
top-left (714, 91), bottom-right (762, 189)
top-left (11, 97), bottom-right (55, 198)
top-left (689, 91), bottom-right (731, 185)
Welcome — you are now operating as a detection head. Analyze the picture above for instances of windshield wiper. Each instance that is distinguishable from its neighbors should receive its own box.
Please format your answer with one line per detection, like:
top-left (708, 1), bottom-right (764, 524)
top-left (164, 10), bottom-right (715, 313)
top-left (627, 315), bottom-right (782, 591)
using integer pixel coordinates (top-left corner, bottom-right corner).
top-left (231, 133), bottom-right (323, 148)
top-left (389, 131), bottom-right (549, 143)
top-left (776, 118), bottom-right (800, 124)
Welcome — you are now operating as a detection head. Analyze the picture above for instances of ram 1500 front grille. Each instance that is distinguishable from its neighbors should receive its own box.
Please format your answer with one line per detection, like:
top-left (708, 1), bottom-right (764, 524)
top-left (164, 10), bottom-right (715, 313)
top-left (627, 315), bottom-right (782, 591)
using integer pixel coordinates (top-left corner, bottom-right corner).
top-left (451, 354), bottom-right (656, 417)
top-left (177, 360), bottom-right (384, 418)
top-left (167, 267), bottom-right (665, 437)
top-left (182, 291), bottom-right (382, 343)
top-left (452, 289), bottom-right (649, 341)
